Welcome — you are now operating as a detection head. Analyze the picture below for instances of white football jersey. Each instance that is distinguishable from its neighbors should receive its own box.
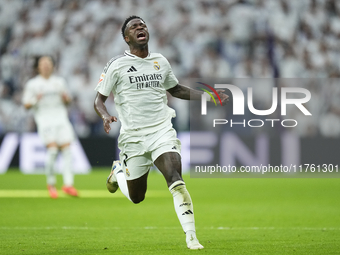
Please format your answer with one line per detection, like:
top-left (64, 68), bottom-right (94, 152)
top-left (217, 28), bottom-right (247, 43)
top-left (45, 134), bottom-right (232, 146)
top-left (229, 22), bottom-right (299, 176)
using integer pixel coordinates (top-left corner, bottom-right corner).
top-left (95, 51), bottom-right (179, 136)
top-left (22, 75), bottom-right (71, 126)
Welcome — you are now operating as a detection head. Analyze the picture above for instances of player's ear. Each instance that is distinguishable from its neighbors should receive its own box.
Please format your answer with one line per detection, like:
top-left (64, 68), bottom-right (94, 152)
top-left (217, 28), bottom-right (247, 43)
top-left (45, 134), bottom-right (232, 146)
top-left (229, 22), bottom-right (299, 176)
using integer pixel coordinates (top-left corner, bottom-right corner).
top-left (124, 35), bottom-right (130, 44)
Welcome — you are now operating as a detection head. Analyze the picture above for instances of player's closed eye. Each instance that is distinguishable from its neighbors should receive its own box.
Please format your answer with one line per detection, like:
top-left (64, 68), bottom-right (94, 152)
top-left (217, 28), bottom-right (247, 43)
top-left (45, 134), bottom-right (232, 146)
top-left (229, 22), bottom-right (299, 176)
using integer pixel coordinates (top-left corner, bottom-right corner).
top-left (132, 24), bottom-right (146, 29)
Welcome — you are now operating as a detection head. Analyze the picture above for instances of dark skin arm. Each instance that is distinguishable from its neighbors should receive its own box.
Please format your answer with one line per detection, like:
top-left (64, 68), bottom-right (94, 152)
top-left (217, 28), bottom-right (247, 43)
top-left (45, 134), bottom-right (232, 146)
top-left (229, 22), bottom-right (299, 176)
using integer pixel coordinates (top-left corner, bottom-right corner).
top-left (167, 84), bottom-right (229, 105)
top-left (94, 92), bottom-right (117, 134)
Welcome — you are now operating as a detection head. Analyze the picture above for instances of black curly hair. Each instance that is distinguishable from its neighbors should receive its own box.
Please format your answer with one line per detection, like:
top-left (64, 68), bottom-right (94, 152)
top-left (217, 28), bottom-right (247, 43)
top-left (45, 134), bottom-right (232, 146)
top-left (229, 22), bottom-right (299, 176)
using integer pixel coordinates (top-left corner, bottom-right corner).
top-left (121, 15), bottom-right (145, 43)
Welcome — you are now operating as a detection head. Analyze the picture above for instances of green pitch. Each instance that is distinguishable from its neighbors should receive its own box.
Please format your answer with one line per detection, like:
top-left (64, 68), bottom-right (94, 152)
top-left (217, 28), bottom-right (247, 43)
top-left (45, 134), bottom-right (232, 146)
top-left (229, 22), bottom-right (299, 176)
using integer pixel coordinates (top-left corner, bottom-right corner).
top-left (0, 169), bottom-right (339, 255)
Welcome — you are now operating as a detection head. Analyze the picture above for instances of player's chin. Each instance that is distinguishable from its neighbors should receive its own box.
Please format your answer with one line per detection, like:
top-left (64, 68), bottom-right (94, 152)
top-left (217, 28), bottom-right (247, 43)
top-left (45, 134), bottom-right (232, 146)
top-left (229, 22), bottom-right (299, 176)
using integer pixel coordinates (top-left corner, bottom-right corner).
top-left (136, 37), bottom-right (149, 44)
top-left (137, 41), bottom-right (148, 46)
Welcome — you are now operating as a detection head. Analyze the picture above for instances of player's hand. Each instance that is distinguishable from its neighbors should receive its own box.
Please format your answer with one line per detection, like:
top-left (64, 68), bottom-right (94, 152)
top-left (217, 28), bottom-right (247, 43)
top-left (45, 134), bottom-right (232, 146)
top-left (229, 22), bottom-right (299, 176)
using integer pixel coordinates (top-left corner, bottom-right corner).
top-left (210, 90), bottom-right (229, 106)
top-left (102, 116), bottom-right (117, 134)
top-left (61, 93), bottom-right (71, 104)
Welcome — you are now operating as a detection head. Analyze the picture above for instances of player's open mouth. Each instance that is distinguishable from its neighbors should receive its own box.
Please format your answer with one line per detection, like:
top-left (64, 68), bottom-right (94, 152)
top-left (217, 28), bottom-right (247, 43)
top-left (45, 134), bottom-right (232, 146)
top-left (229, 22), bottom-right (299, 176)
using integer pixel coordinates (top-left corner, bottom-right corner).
top-left (137, 32), bottom-right (146, 40)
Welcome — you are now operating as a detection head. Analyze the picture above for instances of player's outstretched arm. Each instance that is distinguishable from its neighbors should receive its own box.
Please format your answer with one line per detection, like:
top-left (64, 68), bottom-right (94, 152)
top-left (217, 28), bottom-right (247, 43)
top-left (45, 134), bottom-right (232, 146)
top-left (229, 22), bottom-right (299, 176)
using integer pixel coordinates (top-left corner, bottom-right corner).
top-left (167, 84), bottom-right (229, 105)
top-left (94, 92), bottom-right (117, 134)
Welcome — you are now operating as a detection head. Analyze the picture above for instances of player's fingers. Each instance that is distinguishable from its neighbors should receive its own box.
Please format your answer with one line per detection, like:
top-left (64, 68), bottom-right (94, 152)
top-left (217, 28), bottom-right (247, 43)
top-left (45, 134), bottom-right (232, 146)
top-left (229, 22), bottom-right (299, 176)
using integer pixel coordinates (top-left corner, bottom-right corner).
top-left (221, 95), bottom-right (229, 105)
top-left (104, 123), bottom-right (111, 134)
top-left (104, 117), bottom-right (112, 124)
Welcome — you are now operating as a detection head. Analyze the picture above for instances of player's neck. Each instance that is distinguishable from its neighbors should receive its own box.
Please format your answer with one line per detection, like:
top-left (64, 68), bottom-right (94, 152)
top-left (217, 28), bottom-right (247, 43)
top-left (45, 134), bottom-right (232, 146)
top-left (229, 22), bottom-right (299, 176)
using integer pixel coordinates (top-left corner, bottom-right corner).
top-left (40, 73), bottom-right (52, 79)
top-left (129, 45), bottom-right (149, 58)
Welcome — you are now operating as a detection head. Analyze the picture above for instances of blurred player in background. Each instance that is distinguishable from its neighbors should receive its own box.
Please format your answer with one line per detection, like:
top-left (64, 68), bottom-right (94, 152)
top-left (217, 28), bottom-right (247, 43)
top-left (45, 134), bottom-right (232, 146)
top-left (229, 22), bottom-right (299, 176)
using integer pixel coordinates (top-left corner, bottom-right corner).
top-left (22, 56), bottom-right (78, 199)
top-left (94, 16), bottom-right (228, 249)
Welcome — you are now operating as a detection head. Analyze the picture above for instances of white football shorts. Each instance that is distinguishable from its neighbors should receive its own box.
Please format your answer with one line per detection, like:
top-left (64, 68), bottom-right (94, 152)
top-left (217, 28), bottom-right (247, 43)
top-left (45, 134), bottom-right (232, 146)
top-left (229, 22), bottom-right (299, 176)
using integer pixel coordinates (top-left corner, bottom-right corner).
top-left (37, 121), bottom-right (75, 146)
top-left (118, 126), bottom-right (181, 180)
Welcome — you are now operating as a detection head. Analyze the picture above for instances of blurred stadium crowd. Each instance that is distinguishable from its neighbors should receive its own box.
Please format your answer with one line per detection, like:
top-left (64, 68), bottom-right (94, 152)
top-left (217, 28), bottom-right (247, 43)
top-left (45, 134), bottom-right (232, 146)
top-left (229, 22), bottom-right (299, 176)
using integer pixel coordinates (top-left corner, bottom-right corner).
top-left (1, 0), bottom-right (340, 137)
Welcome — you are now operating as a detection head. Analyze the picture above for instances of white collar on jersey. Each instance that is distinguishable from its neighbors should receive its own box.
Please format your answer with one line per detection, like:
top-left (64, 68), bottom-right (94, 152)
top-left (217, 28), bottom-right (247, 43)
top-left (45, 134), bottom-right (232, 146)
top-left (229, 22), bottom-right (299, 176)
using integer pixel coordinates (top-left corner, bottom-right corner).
top-left (124, 50), bottom-right (151, 58)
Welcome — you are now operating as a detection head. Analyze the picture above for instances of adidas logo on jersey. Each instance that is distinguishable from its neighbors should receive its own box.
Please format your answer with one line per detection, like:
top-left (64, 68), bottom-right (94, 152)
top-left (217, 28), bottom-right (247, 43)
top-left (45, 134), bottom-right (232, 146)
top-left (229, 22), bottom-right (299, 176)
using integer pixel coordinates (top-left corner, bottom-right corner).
top-left (127, 66), bottom-right (137, 72)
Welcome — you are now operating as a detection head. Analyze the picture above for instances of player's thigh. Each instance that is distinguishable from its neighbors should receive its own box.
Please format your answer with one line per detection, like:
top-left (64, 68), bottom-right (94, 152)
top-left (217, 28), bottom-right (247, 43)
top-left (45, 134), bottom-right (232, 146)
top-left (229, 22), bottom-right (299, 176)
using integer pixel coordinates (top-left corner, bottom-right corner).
top-left (120, 147), bottom-right (153, 201)
top-left (150, 127), bottom-right (181, 161)
top-left (126, 171), bottom-right (149, 203)
top-left (37, 123), bottom-right (57, 145)
top-left (150, 127), bottom-right (182, 186)
top-left (121, 154), bottom-right (153, 180)
top-left (154, 152), bottom-right (183, 187)
top-left (123, 155), bottom-right (152, 202)
top-left (55, 122), bottom-right (75, 146)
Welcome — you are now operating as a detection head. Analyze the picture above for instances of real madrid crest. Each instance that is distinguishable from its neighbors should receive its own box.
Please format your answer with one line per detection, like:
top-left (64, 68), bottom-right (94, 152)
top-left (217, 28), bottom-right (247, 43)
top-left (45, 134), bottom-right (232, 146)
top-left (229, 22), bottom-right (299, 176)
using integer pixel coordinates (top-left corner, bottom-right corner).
top-left (153, 61), bottom-right (160, 70)
top-left (126, 168), bottom-right (130, 177)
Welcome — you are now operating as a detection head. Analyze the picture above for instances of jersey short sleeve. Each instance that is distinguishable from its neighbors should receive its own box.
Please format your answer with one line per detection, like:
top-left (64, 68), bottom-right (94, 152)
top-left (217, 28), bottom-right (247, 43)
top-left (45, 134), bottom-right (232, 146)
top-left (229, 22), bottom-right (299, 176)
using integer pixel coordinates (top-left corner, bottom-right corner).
top-left (95, 57), bottom-right (121, 96)
top-left (163, 58), bottom-right (178, 90)
top-left (22, 79), bottom-right (36, 105)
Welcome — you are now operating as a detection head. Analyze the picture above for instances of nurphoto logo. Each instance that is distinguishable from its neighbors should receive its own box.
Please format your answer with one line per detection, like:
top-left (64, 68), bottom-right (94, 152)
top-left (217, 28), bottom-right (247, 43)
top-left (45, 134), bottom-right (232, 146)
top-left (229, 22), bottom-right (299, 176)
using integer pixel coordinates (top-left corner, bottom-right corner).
top-left (200, 84), bottom-right (312, 128)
